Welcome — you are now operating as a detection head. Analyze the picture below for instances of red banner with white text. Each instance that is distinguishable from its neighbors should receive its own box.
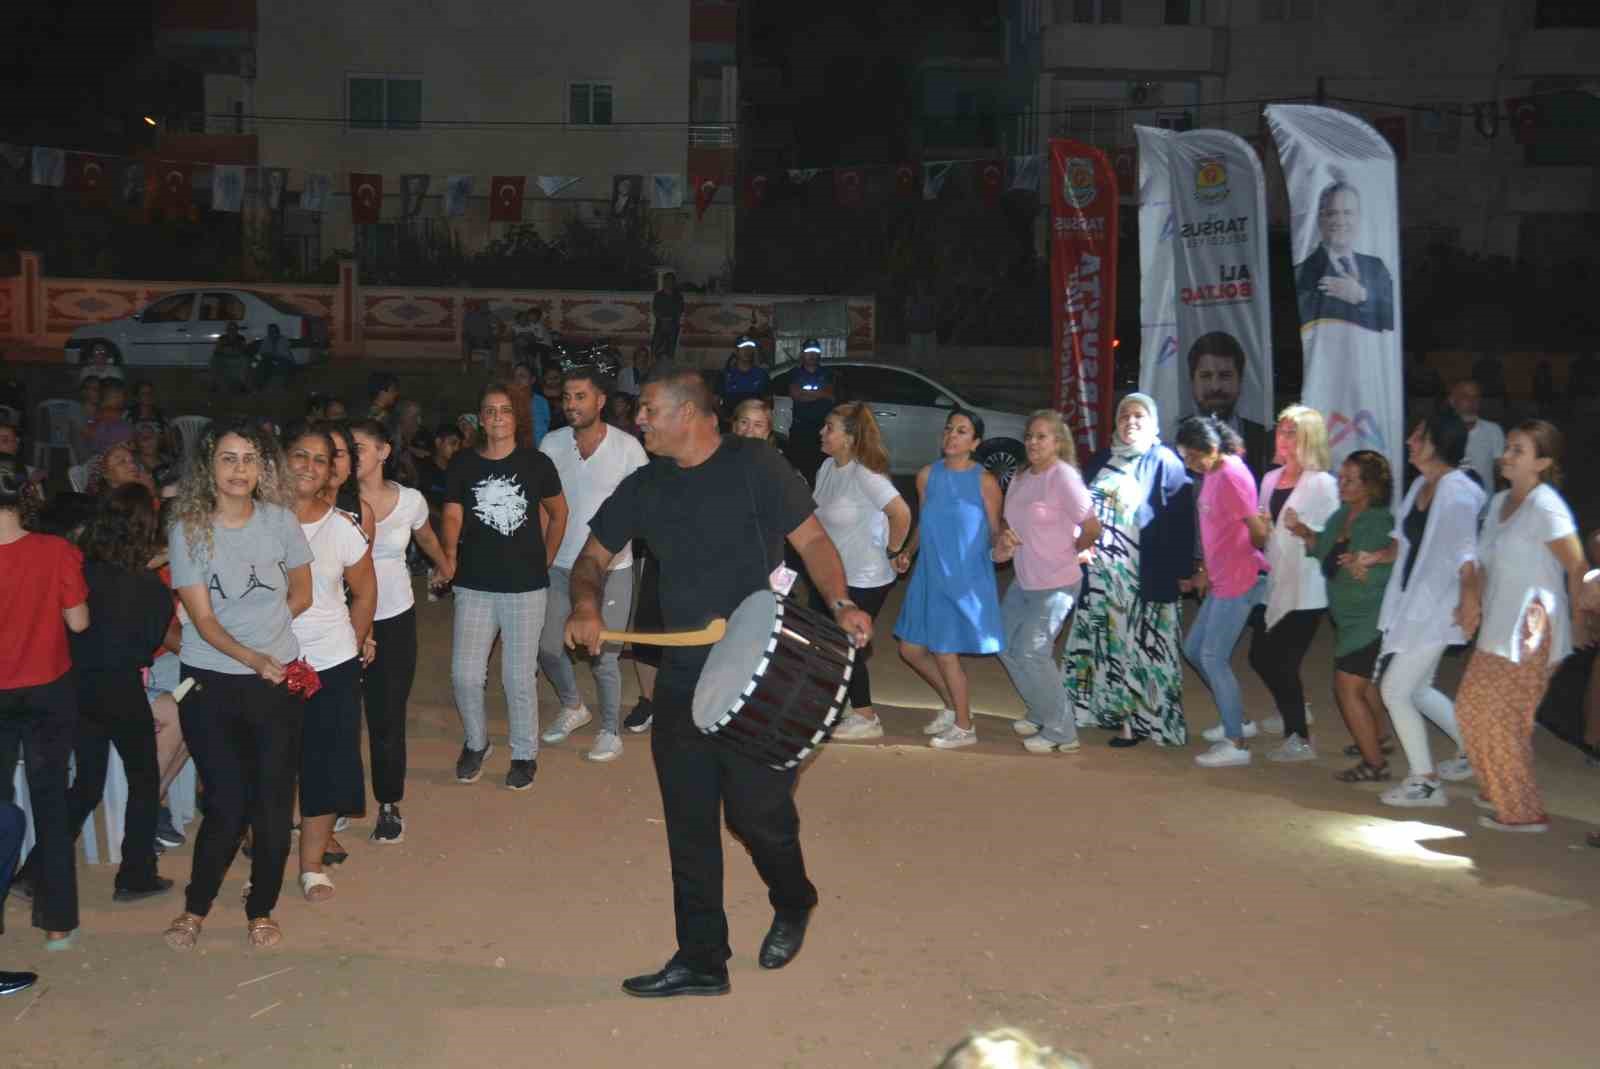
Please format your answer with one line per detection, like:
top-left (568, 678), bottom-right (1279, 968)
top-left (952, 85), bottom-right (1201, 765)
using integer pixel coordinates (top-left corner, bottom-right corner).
top-left (1048, 140), bottom-right (1118, 456)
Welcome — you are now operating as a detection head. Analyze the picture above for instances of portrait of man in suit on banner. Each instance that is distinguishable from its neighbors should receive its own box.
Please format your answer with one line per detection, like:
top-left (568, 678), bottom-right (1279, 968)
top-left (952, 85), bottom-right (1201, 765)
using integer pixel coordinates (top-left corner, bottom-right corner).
top-left (1294, 180), bottom-right (1395, 333)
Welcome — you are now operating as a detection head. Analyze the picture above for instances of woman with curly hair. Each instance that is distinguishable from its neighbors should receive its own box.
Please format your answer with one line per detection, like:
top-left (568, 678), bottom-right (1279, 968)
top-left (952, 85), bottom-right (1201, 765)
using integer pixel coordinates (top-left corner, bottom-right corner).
top-left (161, 416), bottom-right (312, 952)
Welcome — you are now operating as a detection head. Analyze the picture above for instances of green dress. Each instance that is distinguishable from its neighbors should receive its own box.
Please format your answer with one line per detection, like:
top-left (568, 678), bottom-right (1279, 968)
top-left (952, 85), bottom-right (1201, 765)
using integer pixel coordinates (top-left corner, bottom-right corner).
top-left (1310, 504), bottom-right (1395, 657)
top-left (1063, 453), bottom-right (1187, 745)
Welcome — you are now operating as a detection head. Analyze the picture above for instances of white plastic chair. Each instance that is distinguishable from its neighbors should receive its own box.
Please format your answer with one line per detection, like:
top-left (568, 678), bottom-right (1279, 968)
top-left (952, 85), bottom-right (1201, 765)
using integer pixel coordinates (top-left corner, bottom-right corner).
top-left (12, 752), bottom-right (122, 866)
top-left (32, 399), bottom-right (83, 470)
top-left (67, 463), bottom-right (89, 492)
top-left (170, 415), bottom-right (212, 470)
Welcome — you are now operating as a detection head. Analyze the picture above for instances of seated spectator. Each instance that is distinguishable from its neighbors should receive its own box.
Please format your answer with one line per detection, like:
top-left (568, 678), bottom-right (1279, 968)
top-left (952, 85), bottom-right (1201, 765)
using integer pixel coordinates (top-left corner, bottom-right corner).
top-left (126, 380), bottom-right (168, 440)
top-left (75, 377), bottom-right (101, 456)
top-left (86, 441), bottom-right (156, 501)
top-left (134, 420), bottom-right (175, 485)
top-left (88, 380), bottom-right (135, 455)
top-left (77, 346), bottom-right (125, 385)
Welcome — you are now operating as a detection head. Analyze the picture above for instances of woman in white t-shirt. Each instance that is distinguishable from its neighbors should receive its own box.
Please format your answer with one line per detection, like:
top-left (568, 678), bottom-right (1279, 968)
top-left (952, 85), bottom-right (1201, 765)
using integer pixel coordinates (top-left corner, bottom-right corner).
top-left (812, 403), bottom-right (910, 741)
top-left (1456, 420), bottom-right (1587, 834)
top-left (353, 419), bottom-right (448, 844)
top-left (284, 425), bottom-right (376, 900)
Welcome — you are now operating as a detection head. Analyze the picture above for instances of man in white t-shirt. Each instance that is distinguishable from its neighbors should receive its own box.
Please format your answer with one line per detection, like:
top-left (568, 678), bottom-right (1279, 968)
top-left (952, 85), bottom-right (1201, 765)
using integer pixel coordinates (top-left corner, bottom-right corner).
top-left (537, 366), bottom-right (649, 761)
top-left (1450, 378), bottom-right (1505, 495)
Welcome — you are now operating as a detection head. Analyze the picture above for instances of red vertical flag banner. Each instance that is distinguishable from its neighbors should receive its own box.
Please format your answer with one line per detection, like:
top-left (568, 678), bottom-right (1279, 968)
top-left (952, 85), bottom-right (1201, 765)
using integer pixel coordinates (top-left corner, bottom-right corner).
top-left (1048, 140), bottom-right (1118, 456)
top-left (490, 175), bottom-right (525, 221)
top-left (158, 163), bottom-right (193, 216)
top-left (893, 163), bottom-right (918, 199)
top-left (693, 175), bottom-right (719, 220)
top-left (834, 167), bottom-right (864, 207)
top-left (349, 172), bottom-right (383, 224)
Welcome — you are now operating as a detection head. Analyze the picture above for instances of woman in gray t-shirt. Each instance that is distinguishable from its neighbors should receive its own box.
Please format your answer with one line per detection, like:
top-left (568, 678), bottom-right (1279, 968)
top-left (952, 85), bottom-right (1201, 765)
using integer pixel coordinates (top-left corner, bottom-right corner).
top-left (162, 417), bottom-right (312, 953)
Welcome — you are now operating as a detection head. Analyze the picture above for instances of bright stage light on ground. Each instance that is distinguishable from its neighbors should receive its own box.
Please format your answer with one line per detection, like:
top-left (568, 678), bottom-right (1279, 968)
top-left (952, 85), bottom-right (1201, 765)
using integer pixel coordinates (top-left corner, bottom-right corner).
top-left (1324, 817), bottom-right (1473, 870)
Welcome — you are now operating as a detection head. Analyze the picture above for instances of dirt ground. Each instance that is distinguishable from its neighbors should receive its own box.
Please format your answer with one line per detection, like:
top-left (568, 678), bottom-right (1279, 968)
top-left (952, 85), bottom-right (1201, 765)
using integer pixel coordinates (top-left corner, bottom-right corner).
top-left (8, 581), bottom-right (1600, 1069)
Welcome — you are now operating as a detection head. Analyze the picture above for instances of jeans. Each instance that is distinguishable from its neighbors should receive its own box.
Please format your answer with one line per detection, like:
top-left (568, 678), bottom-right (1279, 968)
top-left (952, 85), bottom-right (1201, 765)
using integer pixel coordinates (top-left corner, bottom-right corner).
top-left (997, 582), bottom-right (1077, 744)
top-left (451, 587), bottom-right (546, 760)
top-left (362, 608), bottom-right (418, 804)
top-left (537, 566), bottom-right (633, 735)
top-left (1248, 608), bottom-right (1323, 739)
top-left (1379, 643), bottom-right (1461, 778)
top-left (1182, 577), bottom-right (1265, 742)
top-left (0, 673), bottom-right (78, 933)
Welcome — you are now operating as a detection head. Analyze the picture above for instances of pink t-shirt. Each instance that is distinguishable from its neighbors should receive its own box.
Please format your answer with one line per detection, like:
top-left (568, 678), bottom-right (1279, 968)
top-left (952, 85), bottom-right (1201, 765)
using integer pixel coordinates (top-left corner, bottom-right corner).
top-left (1198, 453), bottom-right (1265, 598)
top-left (1003, 460), bottom-right (1094, 591)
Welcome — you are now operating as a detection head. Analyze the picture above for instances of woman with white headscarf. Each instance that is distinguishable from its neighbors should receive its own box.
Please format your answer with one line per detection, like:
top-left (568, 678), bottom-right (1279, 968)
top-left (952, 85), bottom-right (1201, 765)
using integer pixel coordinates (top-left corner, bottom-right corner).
top-left (1061, 393), bottom-right (1196, 747)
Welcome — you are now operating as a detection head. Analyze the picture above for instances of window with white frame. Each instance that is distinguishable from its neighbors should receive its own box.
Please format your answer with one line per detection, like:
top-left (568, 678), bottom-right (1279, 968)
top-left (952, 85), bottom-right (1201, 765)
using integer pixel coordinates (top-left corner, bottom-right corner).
top-left (569, 82), bottom-right (615, 126)
top-left (348, 76), bottom-right (421, 130)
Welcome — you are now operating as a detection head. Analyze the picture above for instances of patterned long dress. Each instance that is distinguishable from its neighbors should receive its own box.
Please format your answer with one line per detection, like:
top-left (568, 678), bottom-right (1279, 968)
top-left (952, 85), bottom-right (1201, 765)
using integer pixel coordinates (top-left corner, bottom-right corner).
top-left (1062, 454), bottom-right (1187, 745)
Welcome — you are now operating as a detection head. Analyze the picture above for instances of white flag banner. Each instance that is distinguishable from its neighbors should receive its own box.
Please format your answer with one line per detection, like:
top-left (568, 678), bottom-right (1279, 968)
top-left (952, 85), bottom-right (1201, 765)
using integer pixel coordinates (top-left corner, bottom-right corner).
top-left (1008, 154), bottom-right (1040, 192)
top-left (211, 164), bottom-right (245, 212)
top-left (922, 161), bottom-right (954, 201)
top-left (1266, 104), bottom-right (1402, 490)
top-left (786, 168), bottom-right (818, 184)
top-left (1141, 127), bottom-right (1274, 469)
top-left (652, 173), bottom-right (684, 209)
top-left (443, 175), bottom-right (473, 217)
top-left (31, 147), bottom-right (64, 187)
top-left (535, 175), bottom-right (580, 198)
top-left (301, 171), bottom-right (333, 213)
top-left (1135, 127), bottom-right (1180, 444)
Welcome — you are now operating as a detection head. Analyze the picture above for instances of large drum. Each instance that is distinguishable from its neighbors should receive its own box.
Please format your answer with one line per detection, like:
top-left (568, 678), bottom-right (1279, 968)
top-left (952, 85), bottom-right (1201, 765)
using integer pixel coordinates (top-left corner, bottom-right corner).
top-left (692, 590), bottom-right (856, 770)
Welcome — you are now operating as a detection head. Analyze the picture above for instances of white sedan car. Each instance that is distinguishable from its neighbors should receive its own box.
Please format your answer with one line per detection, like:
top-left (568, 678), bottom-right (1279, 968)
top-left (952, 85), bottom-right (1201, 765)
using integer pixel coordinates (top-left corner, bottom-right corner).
top-left (771, 360), bottom-right (1031, 486)
top-left (64, 288), bottom-right (330, 368)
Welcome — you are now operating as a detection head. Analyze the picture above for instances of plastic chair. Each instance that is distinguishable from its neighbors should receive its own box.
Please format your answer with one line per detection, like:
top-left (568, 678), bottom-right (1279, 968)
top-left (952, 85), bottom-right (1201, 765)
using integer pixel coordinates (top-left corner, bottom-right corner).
top-left (0, 403), bottom-right (19, 428)
top-left (67, 463), bottom-right (89, 492)
top-left (32, 399), bottom-right (83, 470)
top-left (12, 752), bottom-right (120, 866)
top-left (170, 415), bottom-right (212, 469)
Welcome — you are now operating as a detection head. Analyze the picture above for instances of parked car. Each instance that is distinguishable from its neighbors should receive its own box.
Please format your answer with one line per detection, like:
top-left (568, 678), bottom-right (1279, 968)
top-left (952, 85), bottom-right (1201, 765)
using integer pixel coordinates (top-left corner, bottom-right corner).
top-left (770, 360), bottom-right (1030, 487)
top-left (64, 289), bottom-right (330, 368)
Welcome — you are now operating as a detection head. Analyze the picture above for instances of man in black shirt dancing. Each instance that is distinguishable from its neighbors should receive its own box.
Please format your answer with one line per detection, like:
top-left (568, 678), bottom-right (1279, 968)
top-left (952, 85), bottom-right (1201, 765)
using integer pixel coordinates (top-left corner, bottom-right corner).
top-left (566, 367), bottom-right (871, 998)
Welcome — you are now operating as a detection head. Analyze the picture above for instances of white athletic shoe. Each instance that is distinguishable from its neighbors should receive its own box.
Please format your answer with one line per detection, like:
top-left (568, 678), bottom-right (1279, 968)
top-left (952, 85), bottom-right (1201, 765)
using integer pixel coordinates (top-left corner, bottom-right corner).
top-left (1262, 705), bottom-right (1314, 736)
top-left (1011, 719), bottom-right (1042, 737)
top-left (1436, 754), bottom-right (1474, 782)
top-left (831, 713), bottom-right (884, 741)
top-left (1202, 720), bottom-right (1258, 743)
top-left (1380, 776), bottom-right (1448, 808)
top-left (922, 708), bottom-right (957, 736)
top-left (585, 731), bottom-right (623, 763)
top-left (541, 704), bottom-right (593, 744)
top-left (1265, 736), bottom-right (1317, 763)
top-left (1022, 734), bottom-right (1080, 754)
top-left (1194, 741), bottom-right (1252, 768)
top-left (929, 724), bottom-right (977, 750)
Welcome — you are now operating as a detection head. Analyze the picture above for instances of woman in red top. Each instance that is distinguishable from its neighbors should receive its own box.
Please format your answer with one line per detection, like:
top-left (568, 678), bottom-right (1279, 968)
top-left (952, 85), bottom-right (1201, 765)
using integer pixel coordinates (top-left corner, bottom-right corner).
top-left (0, 466), bottom-right (91, 949)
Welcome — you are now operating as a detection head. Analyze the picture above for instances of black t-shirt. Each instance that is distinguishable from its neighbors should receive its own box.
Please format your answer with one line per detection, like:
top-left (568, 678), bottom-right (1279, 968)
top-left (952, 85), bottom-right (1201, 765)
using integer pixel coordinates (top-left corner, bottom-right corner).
top-left (1400, 500), bottom-right (1428, 591)
top-left (444, 447), bottom-right (563, 593)
top-left (1268, 486), bottom-right (1292, 524)
top-left (588, 436), bottom-right (815, 731)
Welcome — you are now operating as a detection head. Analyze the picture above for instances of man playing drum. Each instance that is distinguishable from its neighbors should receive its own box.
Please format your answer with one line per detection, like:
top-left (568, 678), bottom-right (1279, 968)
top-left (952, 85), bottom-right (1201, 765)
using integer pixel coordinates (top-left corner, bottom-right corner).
top-left (565, 367), bottom-right (871, 999)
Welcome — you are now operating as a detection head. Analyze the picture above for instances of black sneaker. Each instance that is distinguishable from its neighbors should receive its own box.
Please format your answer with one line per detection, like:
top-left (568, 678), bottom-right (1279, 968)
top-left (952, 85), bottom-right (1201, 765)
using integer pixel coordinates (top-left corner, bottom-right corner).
top-left (455, 742), bottom-right (493, 783)
top-left (371, 803), bottom-right (404, 844)
top-left (624, 698), bottom-right (654, 734)
top-left (155, 806), bottom-right (186, 848)
top-left (113, 876), bottom-right (175, 903)
top-left (505, 759), bottom-right (537, 791)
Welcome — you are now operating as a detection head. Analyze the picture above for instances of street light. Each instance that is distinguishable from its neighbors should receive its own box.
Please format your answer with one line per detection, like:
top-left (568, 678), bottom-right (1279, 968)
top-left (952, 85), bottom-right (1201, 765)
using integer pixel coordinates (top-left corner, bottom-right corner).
top-left (143, 116), bottom-right (158, 127)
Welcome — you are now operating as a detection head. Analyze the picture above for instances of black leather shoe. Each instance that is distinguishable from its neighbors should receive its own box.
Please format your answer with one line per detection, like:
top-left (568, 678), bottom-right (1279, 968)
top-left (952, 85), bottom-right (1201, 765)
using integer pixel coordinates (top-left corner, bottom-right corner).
top-left (621, 960), bottom-right (730, 998)
top-left (0, 970), bottom-right (38, 997)
top-left (758, 912), bottom-right (811, 970)
top-left (113, 876), bottom-right (175, 903)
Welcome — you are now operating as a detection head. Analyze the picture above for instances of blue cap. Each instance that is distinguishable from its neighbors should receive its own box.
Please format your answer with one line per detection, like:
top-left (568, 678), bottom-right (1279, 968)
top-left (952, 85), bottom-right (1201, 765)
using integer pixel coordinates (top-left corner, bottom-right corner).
top-left (736, 335), bottom-right (757, 349)
top-left (801, 338), bottom-right (823, 355)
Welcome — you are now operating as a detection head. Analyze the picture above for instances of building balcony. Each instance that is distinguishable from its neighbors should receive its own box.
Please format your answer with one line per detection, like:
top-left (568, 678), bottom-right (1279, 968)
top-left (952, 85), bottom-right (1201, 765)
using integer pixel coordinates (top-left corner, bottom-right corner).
top-left (689, 123), bottom-right (738, 148)
top-left (1516, 29), bottom-right (1600, 78)
top-left (1042, 23), bottom-right (1224, 75)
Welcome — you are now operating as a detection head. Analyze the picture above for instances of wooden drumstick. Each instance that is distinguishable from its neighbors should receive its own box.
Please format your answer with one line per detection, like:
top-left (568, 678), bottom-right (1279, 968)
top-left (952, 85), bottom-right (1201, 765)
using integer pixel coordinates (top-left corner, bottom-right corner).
top-left (598, 619), bottom-right (727, 647)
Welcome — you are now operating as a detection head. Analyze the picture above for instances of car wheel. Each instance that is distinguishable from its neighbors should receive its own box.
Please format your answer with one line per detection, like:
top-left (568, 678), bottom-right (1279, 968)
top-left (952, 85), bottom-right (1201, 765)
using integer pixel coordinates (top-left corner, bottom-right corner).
top-left (976, 438), bottom-right (1024, 491)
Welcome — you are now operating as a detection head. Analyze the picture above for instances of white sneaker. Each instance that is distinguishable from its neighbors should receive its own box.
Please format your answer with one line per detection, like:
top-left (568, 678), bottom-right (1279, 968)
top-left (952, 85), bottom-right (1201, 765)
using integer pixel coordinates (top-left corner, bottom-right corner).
top-left (1380, 776), bottom-right (1448, 808)
top-left (1011, 719), bottom-right (1041, 737)
top-left (1471, 793), bottom-right (1495, 811)
top-left (831, 713), bottom-right (884, 741)
top-left (1263, 705), bottom-right (1315, 735)
top-left (929, 724), bottom-right (977, 749)
top-left (585, 731), bottom-right (622, 762)
top-left (1022, 734), bottom-right (1080, 754)
top-left (922, 708), bottom-right (957, 735)
top-left (1194, 740), bottom-right (1252, 768)
top-left (541, 704), bottom-right (593, 744)
top-left (333, 815), bottom-right (351, 834)
top-left (1265, 736), bottom-right (1317, 763)
top-left (1436, 754), bottom-right (1474, 782)
top-left (1201, 720), bottom-right (1258, 743)
top-left (1477, 815), bottom-right (1548, 834)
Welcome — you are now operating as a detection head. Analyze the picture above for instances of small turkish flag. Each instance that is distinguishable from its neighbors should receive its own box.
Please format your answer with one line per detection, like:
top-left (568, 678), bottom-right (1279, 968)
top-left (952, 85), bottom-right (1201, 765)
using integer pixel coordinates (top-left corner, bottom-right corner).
top-left (744, 172), bottom-right (768, 210)
top-left (978, 159), bottom-right (1003, 206)
top-left (158, 163), bottom-right (192, 215)
top-left (490, 175), bottom-right (525, 222)
top-left (349, 172), bottom-right (383, 224)
top-left (893, 163), bottom-right (917, 199)
top-left (834, 167), bottom-right (864, 208)
top-left (65, 153), bottom-right (109, 199)
top-left (694, 175), bottom-right (719, 220)
top-left (1505, 97), bottom-right (1538, 145)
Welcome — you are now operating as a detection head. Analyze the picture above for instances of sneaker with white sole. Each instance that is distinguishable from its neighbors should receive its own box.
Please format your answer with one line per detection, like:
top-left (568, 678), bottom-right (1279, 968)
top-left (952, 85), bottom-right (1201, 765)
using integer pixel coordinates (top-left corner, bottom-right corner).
top-left (1436, 755), bottom-right (1474, 782)
top-left (922, 708), bottom-right (957, 736)
top-left (1194, 741), bottom-right (1252, 768)
top-left (1201, 720), bottom-right (1258, 743)
top-left (1265, 736), bottom-right (1317, 763)
top-left (831, 713), bottom-right (884, 741)
top-left (1477, 815), bottom-right (1548, 834)
top-left (585, 731), bottom-right (623, 762)
top-left (1011, 719), bottom-right (1041, 737)
top-left (929, 723), bottom-right (977, 749)
top-left (370, 804), bottom-right (404, 844)
top-left (455, 742), bottom-right (493, 784)
top-left (1379, 776), bottom-right (1447, 808)
top-left (1471, 794), bottom-right (1495, 812)
top-left (1022, 734), bottom-right (1080, 754)
top-left (333, 815), bottom-right (352, 834)
top-left (541, 704), bottom-right (593, 744)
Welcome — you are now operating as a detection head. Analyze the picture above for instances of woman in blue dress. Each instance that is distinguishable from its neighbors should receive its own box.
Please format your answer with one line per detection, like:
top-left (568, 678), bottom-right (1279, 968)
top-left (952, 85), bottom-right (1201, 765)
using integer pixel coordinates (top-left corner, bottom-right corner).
top-left (892, 410), bottom-right (1004, 750)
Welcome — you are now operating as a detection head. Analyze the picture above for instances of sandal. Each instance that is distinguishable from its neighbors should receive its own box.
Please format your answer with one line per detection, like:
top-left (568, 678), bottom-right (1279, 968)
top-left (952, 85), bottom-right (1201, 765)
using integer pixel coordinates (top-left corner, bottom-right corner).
top-left (247, 916), bottom-right (282, 949)
top-left (164, 913), bottom-right (203, 952)
top-left (300, 871), bottom-right (335, 903)
top-left (1108, 735), bottom-right (1142, 749)
top-left (1343, 737), bottom-right (1395, 758)
top-left (1335, 760), bottom-right (1391, 783)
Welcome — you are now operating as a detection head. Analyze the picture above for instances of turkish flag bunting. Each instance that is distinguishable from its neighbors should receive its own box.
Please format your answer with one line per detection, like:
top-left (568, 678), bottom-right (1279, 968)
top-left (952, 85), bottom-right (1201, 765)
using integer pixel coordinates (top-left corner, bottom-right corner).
top-left (349, 172), bottom-right (383, 224)
top-left (490, 175), bottom-right (525, 222)
top-left (834, 167), bottom-right (864, 208)
top-left (744, 173), bottom-right (768, 210)
top-left (978, 160), bottom-right (1003, 205)
top-left (157, 163), bottom-right (192, 215)
top-left (893, 163), bottom-right (918, 198)
top-left (694, 174), bottom-right (719, 220)
top-left (1505, 97), bottom-right (1538, 145)
top-left (65, 153), bottom-right (110, 199)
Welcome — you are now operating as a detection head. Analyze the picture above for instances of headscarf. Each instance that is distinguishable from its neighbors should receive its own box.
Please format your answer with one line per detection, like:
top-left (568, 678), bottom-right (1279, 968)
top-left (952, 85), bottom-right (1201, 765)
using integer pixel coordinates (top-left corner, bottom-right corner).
top-left (1111, 392), bottom-right (1160, 460)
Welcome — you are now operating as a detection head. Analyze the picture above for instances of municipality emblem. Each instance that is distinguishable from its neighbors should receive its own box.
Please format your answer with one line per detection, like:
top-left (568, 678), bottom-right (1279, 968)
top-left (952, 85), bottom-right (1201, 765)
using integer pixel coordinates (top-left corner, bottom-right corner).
top-left (1063, 158), bottom-right (1097, 209)
top-left (1195, 156), bottom-right (1228, 204)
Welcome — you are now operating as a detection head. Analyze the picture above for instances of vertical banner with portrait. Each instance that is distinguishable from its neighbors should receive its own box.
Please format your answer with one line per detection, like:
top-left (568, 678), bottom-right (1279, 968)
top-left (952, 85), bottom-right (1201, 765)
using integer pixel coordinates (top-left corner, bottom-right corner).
top-left (1048, 140), bottom-right (1118, 457)
top-left (611, 174), bottom-right (642, 226)
top-left (1135, 127), bottom-right (1178, 442)
top-left (1266, 105), bottom-right (1402, 494)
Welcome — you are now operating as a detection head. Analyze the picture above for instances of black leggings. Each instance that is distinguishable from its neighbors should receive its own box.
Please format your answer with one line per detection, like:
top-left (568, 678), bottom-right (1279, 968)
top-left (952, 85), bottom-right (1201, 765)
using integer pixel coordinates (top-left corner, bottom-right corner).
top-left (362, 609), bottom-right (417, 805)
top-left (1248, 608), bottom-right (1323, 739)
top-left (809, 582), bottom-right (893, 710)
top-left (64, 670), bottom-right (161, 890)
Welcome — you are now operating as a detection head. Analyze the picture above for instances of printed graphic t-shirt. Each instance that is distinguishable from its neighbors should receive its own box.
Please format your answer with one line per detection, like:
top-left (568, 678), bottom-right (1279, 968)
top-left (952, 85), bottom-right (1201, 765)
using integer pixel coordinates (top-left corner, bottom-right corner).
top-left (445, 446), bottom-right (563, 593)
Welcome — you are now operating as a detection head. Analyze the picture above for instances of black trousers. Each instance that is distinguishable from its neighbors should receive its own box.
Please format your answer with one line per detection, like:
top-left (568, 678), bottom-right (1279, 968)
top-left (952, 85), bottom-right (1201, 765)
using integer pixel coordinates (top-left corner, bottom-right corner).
top-left (64, 670), bottom-right (161, 890)
top-left (0, 801), bottom-right (22, 935)
top-left (0, 672), bottom-right (79, 933)
top-left (1248, 608), bottom-right (1323, 739)
top-left (650, 693), bottom-right (818, 973)
top-left (362, 609), bottom-right (417, 806)
top-left (178, 666), bottom-right (302, 919)
top-left (809, 582), bottom-right (893, 710)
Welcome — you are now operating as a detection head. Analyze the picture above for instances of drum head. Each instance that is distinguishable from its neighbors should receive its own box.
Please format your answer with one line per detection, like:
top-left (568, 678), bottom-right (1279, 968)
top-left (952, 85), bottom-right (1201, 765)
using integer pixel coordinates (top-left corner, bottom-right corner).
top-left (692, 589), bottom-right (779, 730)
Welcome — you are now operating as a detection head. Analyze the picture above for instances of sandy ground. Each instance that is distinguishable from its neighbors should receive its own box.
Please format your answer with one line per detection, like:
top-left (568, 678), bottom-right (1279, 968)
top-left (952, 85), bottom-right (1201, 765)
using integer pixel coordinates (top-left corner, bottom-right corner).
top-left (8, 580), bottom-right (1600, 1069)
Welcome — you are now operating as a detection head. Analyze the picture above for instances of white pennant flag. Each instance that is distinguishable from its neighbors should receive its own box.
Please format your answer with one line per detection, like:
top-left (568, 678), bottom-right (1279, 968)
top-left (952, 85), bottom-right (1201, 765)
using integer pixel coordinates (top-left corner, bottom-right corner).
top-left (535, 175), bottom-right (580, 198)
top-left (301, 171), bottom-right (333, 213)
top-left (787, 168), bottom-right (818, 184)
top-left (443, 175), bottom-right (473, 217)
top-left (652, 174), bottom-right (684, 209)
top-left (211, 165), bottom-right (245, 212)
top-left (1009, 155), bottom-right (1040, 192)
top-left (922, 161), bottom-right (954, 201)
top-left (31, 147), bottom-right (64, 187)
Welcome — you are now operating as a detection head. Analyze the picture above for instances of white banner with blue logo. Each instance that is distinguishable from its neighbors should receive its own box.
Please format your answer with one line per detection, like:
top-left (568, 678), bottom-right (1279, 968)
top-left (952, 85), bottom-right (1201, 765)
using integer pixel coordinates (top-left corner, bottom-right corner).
top-left (1266, 105), bottom-right (1402, 494)
top-left (1137, 126), bottom-right (1273, 460)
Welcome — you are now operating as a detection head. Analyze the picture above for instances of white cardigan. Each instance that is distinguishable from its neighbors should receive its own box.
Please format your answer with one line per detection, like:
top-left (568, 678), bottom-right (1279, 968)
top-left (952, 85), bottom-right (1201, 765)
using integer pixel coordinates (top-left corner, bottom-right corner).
top-left (1378, 469), bottom-right (1485, 655)
top-left (1259, 467), bottom-right (1340, 629)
